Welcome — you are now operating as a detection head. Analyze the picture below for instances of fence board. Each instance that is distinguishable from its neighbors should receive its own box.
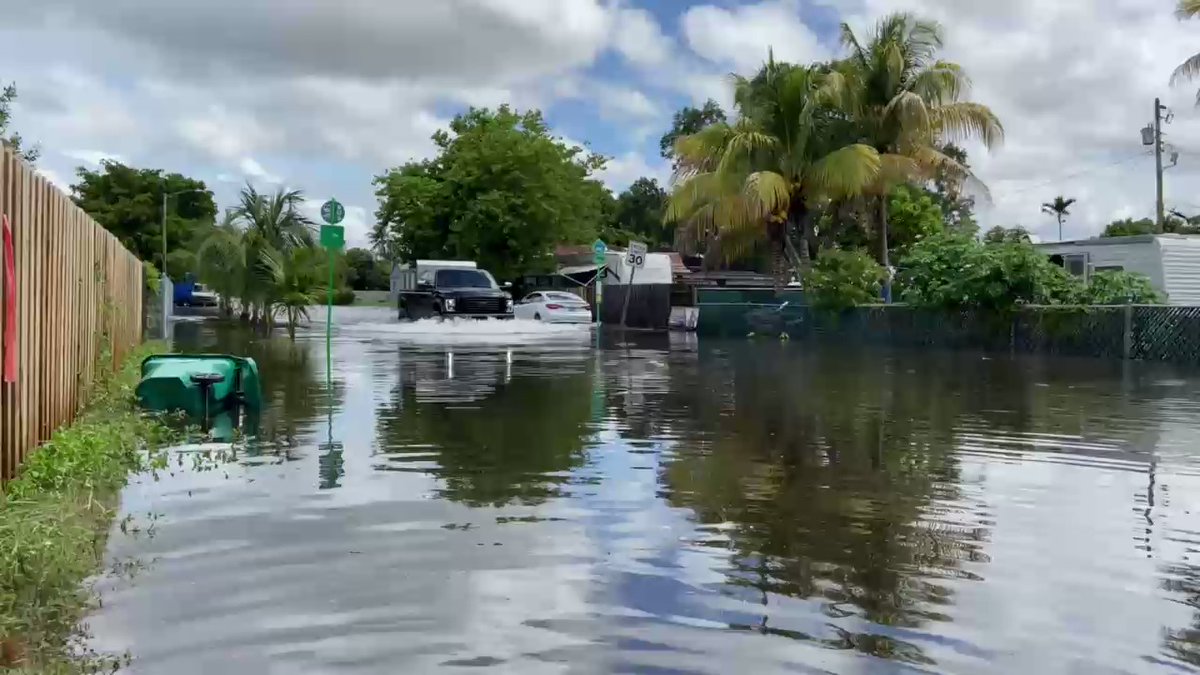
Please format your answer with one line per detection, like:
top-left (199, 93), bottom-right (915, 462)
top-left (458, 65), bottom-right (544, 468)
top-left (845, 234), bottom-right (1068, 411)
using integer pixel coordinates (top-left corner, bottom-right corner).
top-left (0, 145), bottom-right (145, 482)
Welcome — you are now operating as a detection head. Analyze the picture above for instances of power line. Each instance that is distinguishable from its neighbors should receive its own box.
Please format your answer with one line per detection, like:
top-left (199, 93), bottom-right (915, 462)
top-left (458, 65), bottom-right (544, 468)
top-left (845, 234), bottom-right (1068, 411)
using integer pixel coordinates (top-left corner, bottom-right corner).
top-left (984, 151), bottom-right (1153, 205)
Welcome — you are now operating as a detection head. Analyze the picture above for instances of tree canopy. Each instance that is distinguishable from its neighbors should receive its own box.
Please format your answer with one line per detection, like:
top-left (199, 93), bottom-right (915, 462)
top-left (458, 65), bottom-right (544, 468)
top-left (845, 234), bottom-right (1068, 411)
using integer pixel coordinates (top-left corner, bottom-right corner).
top-left (373, 106), bottom-right (610, 280)
top-left (71, 160), bottom-right (216, 279)
top-left (343, 247), bottom-right (390, 291)
top-left (606, 177), bottom-right (672, 249)
top-left (665, 12), bottom-right (1002, 284)
top-left (659, 99), bottom-right (727, 168)
top-left (0, 82), bottom-right (38, 164)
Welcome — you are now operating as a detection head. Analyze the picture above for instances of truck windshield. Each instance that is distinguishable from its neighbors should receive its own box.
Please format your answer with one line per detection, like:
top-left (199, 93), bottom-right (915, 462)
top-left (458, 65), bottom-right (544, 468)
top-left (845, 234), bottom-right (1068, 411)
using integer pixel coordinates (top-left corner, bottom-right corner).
top-left (435, 269), bottom-right (493, 288)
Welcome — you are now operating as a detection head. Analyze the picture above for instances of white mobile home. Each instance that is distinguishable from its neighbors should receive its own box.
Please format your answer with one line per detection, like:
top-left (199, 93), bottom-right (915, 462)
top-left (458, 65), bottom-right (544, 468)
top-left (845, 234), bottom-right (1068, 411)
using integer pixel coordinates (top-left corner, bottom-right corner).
top-left (1035, 235), bottom-right (1200, 305)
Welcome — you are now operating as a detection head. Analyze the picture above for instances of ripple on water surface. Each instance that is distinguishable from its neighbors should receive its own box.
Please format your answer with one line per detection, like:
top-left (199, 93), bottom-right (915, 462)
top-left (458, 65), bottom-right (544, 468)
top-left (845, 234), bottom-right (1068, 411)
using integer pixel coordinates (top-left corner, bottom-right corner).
top-left (88, 314), bottom-right (1200, 673)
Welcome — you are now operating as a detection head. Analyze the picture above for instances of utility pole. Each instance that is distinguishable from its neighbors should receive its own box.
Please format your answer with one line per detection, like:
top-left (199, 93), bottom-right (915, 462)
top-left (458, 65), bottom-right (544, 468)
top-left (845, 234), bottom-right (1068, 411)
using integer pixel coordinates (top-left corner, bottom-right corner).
top-left (1155, 97), bottom-right (1165, 233)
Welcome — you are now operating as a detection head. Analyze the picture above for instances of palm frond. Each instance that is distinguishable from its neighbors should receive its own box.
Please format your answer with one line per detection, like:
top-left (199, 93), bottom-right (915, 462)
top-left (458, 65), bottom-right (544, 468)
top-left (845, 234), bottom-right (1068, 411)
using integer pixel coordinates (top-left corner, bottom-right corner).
top-left (884, 91), bottom-right (932, 138)
top-left (911, 61), bottom-right (969, 105)
top-left (839, 22), bottom-right (869, 64)
top-left (931, 101), bottom-right (1004, 148)
top-left (1177, 0), bottom-right (1200, 19)
top-left (874, 153), bottom-right (923, 193)
top-left (911, 145), bottom-right (991, 202)
top-left (807, 144), bottom-right (881, 200)
top-left (1172, 51), bottom-right (1200, 85)
top-left (742, 171), bottom-right (791, 218)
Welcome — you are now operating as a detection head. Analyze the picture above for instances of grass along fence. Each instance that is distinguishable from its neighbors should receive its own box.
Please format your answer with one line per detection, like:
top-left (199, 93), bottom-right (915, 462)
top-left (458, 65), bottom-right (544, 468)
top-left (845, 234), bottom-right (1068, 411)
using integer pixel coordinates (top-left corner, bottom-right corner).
top-left (697, 302), bottom-right (1200, 366)
top-left (0, 145), bottom-right (144, 482)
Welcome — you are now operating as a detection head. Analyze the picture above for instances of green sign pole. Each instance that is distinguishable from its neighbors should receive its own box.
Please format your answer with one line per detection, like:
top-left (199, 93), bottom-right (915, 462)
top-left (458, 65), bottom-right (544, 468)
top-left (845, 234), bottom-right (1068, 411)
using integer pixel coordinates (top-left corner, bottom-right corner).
top-left (319, 199), bottom-right (346, 388)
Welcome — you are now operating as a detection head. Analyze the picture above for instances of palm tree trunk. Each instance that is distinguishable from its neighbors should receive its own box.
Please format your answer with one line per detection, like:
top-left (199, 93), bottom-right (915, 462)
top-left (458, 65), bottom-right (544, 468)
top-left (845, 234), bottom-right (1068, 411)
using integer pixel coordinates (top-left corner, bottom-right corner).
top-left (1058, 214), bottom-right (1064, 241)
top-left (879, 196), bottom-right (892, 304)
top-left (767, 220), bottom-right (788, 289)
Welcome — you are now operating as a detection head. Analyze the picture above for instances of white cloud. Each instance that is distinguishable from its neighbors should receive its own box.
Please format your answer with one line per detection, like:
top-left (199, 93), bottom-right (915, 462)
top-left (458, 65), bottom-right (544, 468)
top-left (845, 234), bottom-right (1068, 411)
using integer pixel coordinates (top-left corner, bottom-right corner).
top-left (237, 157), bottom-right (281, 184)
top-left (591, 82), bottom-right (662, 121)
top-left (612, 7), bottom-right (672, 68)
top-left (597, 152), bottom-right (671, 192)
top-left (63, 149), bottom-right (125, 167)
top-left (682, 0), bottom-right (831, 74)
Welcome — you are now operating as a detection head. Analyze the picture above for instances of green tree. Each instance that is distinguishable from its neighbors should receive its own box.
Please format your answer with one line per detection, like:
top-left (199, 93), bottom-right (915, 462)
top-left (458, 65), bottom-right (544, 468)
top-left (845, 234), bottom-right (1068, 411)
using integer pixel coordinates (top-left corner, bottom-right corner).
top-left (1041, 195), bottom-right (1076, 240)
top-left (192, 185), bottom-right (321, 338)
top-left (343, 247), bottom-right (390, 291)
top-left (374, 106), bottom-right (610, 280)
top-left (929, 144), bottom-right (977, 233)
top-left (835, 13), bottom-right (1003, 287)
top-left (983, 226), bottom-right (1032, 244)
top-left (194, 212), bottom-right (247, 318)
top-left (898, 232), bottom-right (1080, 311)
top-left (659, 99), bottom-right (727, 168)
top-left (1102, 217), bottom-right (1155, 237)
top-left (0, 82), bottom-right (38, 163)
top-left (1081, 270), bottom-right (1163, 304)
top-left (611, 177), bottom-right (671, 249)
top-left (1172, 0), bottom-right (1200, 102)
top-left (71, 161), bottom-right (216, 278)
top-left (887, 184), bottom-right (944, 253)
top-left (667, 55), bottom-right (883, 284)
top-left (1103, 214), bottom-right (1200, 237)
top-left (802, 248), bottom-right (887, 309)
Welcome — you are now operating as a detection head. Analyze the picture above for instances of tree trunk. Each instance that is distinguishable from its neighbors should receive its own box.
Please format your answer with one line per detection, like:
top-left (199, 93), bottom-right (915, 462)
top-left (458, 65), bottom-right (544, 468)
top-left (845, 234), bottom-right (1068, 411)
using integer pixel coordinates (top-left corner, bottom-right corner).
top-left (768, 221), bottom-right (787, 290)
top-left (879, 196), bottom-right (892, 304)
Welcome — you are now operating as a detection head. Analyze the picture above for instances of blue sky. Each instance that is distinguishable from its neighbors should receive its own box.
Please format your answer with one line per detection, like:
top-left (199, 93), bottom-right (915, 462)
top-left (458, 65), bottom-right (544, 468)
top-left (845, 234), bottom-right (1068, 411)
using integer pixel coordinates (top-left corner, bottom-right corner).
top-left (4, 0), bottom-right (1200, 247)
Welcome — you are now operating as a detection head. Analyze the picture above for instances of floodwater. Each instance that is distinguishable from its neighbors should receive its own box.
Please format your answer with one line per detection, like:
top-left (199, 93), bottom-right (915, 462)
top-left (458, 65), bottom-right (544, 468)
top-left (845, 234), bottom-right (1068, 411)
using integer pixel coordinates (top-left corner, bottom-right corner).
top-left (88, 306), bottom-right (1200, 673)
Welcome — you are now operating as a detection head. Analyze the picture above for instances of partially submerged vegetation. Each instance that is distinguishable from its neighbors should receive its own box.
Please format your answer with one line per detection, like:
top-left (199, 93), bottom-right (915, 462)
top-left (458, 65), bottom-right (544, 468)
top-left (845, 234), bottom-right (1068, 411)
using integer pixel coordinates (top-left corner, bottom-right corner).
top-left (0, 344), bottom-right (172, 673)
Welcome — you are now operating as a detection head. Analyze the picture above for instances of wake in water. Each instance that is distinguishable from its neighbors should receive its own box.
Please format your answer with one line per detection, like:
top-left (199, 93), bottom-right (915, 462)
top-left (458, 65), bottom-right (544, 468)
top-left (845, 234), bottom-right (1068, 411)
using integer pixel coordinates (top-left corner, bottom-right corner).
top-left (336, 316), bottom-right (592, 346)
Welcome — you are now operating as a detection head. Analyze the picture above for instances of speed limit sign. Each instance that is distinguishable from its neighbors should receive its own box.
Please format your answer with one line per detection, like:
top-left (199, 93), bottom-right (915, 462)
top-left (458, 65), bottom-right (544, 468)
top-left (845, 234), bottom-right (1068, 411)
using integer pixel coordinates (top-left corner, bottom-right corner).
top-left (626, 241), bottom-right (647, 268)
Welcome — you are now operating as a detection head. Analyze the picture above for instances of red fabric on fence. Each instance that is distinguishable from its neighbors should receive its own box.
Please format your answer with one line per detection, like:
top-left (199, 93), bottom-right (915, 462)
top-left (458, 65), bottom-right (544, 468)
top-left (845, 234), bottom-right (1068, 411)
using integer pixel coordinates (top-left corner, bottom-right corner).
top-left (2, 213), bottom-right (15, 383)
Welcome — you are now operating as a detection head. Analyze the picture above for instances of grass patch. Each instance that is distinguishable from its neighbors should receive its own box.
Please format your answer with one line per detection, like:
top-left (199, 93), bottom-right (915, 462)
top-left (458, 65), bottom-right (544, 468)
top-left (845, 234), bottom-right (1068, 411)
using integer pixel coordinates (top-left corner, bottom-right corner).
top-left (0, 343), bottom-right (173, 673)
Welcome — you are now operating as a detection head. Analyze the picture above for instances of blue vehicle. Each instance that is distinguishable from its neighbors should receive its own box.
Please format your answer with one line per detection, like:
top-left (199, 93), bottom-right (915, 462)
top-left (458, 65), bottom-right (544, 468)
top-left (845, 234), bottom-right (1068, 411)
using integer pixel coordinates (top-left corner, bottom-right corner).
top-left (173, 275), bottom-right (219, 307)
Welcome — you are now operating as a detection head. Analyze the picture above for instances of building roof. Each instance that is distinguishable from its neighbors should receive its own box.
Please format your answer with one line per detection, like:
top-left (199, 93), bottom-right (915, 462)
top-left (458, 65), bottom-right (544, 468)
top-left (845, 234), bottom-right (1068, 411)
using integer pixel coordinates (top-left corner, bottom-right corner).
top-left (1037, 234), bottom-right (1200, 248)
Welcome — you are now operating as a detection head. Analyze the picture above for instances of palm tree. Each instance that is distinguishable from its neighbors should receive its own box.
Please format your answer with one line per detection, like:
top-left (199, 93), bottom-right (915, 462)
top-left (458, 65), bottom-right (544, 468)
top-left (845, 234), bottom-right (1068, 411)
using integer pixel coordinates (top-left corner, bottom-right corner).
top-left (835, 13), bottom-right (1004, 299)
top-left (269, 247), bottom-right (325, 341)
top-left (667, 55), bottom-right (882, 285)
top-left (194, 211), bottom-right (247, 318)
top-left (235, 184), bottom-right (315, 252)
top-left (232, 185), bottom-right (315, 329)
top-left (1041, 196), bottom-right (1076, 241)
top-left (1172, 0), bottom-right (1200, 103)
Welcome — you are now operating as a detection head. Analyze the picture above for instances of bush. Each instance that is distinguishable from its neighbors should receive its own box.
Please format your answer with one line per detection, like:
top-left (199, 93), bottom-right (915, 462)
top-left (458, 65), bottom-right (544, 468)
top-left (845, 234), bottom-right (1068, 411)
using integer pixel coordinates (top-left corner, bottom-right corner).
top-left (0, 343), bottom-right (172, 672)
top-left (803, 249), bottom-right (886, 310)
top-left (1082, 270), bottom-right (1163, 305)
top-left (332, 287), bottom-right (356, 305)
top-left (898, 232), bottom-right (1081, 311)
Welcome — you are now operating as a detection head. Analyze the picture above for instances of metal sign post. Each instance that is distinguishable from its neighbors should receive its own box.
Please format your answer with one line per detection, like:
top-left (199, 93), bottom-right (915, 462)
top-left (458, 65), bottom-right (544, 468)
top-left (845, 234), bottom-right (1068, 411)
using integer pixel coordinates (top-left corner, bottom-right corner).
top-left (619, 241), bottom-right (646, 329)
top-left (592, 239), bottom-right (606, 325)
top-left (319, 198), bottom-right (345, 387)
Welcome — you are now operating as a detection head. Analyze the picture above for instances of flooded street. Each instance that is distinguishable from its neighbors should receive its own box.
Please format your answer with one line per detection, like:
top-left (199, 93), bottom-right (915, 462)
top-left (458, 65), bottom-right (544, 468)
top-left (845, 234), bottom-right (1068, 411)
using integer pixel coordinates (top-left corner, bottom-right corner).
top-left (89, 307), bottom-right (1200, 673)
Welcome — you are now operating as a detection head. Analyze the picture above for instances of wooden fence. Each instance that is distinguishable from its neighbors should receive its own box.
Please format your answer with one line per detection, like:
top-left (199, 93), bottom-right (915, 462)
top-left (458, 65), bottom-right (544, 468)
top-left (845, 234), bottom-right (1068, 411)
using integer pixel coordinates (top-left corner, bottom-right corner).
top-left (0, 145), bottom-right (144, 481)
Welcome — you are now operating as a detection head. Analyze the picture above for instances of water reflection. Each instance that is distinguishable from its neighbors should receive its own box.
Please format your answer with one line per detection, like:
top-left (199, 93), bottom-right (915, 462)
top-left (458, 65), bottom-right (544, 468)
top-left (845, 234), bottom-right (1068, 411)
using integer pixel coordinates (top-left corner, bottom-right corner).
top-left (89, 313), bottom-right (1200, 673)
top-left (375, 347), bottom-right (594, 506)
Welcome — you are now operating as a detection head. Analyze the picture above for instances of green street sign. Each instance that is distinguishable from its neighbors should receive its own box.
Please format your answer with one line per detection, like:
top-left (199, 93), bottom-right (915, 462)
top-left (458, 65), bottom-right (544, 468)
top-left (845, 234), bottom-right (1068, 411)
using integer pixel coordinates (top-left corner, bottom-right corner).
top-left (320, 224), bottom-right (345, 250)
top-left (320, 198), bottom-right (345, 225)
top-left (592, 238), bottom-right (607, 265)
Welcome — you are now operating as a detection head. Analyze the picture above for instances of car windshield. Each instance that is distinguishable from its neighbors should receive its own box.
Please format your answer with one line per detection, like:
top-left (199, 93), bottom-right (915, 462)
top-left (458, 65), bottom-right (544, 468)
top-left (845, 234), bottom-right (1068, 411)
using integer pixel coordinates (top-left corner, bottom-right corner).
top-left (435, 269), bottom-right (493, 288)
top-left (545, 292), bottom-right (585, 303)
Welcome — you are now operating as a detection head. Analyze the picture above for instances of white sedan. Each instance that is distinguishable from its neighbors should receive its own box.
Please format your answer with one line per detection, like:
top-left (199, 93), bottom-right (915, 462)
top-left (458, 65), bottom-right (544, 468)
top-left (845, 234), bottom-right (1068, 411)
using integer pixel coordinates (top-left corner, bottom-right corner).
top-left (514, 291), bottom-right (594, 323)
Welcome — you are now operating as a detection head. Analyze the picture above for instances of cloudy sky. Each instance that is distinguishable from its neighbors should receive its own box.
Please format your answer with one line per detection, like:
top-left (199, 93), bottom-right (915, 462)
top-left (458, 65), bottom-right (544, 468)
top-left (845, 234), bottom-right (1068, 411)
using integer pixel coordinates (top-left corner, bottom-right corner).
top-left (2, 0), bottom-right (1200, 247)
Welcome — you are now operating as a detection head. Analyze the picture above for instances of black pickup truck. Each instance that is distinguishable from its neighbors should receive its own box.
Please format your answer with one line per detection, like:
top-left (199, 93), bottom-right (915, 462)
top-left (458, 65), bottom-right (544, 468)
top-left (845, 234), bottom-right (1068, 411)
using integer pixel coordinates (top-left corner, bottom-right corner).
top-left (398, 266), bottom-right (514, 320)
